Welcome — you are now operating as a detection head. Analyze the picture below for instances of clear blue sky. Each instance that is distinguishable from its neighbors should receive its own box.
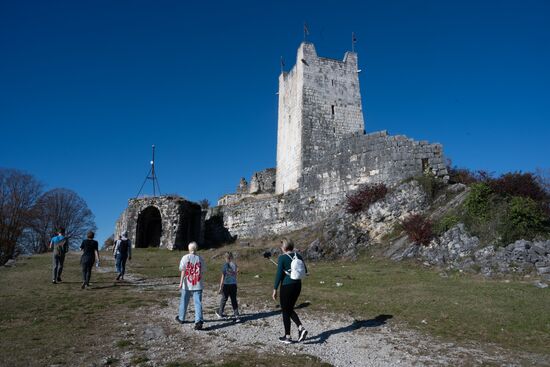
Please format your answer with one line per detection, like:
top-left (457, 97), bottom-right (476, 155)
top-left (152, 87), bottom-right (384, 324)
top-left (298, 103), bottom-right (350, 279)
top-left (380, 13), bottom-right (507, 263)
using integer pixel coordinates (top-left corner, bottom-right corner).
top-left (1, 0), bottom-right (549, 244)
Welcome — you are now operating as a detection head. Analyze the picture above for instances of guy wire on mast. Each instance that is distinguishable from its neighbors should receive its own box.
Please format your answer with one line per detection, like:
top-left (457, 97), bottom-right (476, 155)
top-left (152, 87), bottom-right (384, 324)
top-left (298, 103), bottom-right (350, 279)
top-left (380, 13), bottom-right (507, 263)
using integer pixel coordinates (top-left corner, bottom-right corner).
top-left (136, 144), bottom-right (162, 197)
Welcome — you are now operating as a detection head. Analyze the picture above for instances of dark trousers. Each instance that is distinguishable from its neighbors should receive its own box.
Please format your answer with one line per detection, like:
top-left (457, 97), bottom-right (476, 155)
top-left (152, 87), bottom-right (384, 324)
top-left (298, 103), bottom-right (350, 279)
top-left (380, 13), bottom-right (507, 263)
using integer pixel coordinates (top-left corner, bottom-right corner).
top-left (280, 282), bottom-right (302, 335)
top-left (81, 258), bottom-right (94, 285)
top-left (219, 284), bottom-right (239, 315)
top-left (116, 253), bottom-right (128, 276)
top-left (52, 254), bottom-right (65, 281)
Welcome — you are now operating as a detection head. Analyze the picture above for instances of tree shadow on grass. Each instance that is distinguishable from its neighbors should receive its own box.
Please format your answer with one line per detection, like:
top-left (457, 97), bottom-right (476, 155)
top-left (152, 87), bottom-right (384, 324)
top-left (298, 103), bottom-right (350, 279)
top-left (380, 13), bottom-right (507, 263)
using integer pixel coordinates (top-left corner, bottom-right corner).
top-left (304, 314), bottom-right (393, 345)
top-left (202, 302), bottom-right (311, 332)
top-left (89, 282), bottom-right (139, 290)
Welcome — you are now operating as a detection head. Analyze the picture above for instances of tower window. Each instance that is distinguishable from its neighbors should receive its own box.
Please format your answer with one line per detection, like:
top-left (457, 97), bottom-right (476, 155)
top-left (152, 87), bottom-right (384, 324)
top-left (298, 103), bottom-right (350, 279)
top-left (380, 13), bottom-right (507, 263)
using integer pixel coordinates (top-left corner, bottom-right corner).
top-left (331, 105), bottom-right (335, 116)
top-left (331, 79), bottom-right (334, 86)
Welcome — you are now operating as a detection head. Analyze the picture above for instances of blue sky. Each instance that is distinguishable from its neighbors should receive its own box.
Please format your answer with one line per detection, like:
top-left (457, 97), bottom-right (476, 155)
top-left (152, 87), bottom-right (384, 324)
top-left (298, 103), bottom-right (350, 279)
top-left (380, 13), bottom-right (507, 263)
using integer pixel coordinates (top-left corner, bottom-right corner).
top-left (1, 0), bottom-right (549, 244)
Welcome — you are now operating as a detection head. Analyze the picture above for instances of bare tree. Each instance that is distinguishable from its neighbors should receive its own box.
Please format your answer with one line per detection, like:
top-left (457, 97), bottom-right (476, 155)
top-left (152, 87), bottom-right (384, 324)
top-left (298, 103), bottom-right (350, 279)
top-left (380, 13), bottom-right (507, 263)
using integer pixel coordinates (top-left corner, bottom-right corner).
top-left (199, 199), bottom-right (210, 210)
top-left (29, 188), bottom-right (96, 252)
top-left (103, 234), bottom-right (114, 250)
top-left (0, 169), bottom-right (43, 265)
top-left (536, 168), bottom-right (550, 194)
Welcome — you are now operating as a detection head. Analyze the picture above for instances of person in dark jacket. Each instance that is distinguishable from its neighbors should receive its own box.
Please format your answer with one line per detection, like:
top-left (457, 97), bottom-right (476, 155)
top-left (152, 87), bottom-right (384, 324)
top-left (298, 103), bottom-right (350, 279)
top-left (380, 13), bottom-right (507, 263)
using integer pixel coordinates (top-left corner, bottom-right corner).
top-left (113, 231), bottom-right (131, 280)
top-left (80, 231), bottom-right (100, 289)
top-left (272, 238), bottom-right (308, 344)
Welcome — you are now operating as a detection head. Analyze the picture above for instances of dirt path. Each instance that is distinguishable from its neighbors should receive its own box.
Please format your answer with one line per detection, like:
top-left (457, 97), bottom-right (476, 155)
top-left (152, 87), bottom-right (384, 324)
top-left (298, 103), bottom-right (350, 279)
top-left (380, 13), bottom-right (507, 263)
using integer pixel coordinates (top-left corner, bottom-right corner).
top-left (98, 257), bottom-right (549, 367)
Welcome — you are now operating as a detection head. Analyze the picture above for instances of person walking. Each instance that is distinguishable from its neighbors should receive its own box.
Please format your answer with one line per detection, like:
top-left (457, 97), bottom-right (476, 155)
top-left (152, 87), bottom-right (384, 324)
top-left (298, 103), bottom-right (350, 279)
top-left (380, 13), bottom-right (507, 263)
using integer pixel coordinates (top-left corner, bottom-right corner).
top-left (49, 228), bottom-right (68, 284)
top-left (215, 252), bottom-right (240, 321)
top-left (80, 231), bottom-right (100, 289)
top-left (272, 238), bottom-right (308, 344)
top-left (176, 242), bottom-right (206, 330)
top-left (113, 231), bottom-right (131, 280)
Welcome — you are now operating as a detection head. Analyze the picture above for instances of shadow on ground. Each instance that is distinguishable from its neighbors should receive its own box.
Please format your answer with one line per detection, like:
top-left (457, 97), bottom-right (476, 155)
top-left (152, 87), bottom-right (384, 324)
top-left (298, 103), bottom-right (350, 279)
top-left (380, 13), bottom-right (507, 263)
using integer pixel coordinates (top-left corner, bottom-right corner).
top-left (304, 314), bottom-right (394, 345)
top-left (202, 302), bottom-right (311, 332)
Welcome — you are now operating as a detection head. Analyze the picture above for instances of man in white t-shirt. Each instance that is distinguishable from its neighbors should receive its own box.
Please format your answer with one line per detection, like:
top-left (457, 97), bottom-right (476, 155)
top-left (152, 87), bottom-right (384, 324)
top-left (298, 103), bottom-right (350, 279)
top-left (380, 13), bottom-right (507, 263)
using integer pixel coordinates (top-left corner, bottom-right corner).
top-left (176, 242), bottom-right (206, 330)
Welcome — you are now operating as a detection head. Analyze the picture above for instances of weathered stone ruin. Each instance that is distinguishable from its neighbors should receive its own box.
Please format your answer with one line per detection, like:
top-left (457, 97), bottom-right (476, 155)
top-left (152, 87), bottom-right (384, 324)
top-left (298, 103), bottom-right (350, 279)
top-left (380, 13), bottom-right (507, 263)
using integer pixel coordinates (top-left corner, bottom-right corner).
top-left (115, 41), bottom-right (448, 248)
top-left (115, 196), bottom-right (202, 250)
top-left (213, 42), bottom-right (447, 239)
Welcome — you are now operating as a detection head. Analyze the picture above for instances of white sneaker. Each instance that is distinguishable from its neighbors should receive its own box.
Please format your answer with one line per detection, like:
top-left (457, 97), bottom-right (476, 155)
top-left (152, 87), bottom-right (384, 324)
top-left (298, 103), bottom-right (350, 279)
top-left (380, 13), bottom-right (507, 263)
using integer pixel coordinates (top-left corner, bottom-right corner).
top-left (215, 311), bottom-right (224, 319)
top-left (278, 336), bottom-right (292, 344)
top-left (298, 328), bottom-right (308, 342)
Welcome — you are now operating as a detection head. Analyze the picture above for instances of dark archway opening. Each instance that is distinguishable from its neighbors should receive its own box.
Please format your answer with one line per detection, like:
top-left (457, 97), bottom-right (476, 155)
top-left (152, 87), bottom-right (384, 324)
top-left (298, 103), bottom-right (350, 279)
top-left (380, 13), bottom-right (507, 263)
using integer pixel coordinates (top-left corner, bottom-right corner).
top-left (136, 206), bottom-right (162, 248)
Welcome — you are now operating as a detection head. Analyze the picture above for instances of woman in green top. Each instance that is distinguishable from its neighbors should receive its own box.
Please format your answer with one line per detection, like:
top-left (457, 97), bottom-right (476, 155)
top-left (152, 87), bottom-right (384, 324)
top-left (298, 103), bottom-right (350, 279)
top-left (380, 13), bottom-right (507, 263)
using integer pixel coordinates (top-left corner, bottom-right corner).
top-left (272, 239), bottom-right (308, 344)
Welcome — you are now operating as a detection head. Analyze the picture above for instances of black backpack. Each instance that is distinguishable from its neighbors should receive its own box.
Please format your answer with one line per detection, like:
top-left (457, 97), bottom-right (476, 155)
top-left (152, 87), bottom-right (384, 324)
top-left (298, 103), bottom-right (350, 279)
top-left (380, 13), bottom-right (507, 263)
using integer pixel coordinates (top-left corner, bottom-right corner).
top-left (119, 239), bottom-right (129, 254)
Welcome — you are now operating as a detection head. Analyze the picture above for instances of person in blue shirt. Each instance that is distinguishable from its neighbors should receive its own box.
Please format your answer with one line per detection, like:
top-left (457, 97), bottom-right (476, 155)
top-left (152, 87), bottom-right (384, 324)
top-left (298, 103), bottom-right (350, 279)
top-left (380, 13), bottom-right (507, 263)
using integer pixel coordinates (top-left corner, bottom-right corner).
top-left (49, 228), bottom-right (68, 284)
top-left (272, 238), bottom-right (308, 344)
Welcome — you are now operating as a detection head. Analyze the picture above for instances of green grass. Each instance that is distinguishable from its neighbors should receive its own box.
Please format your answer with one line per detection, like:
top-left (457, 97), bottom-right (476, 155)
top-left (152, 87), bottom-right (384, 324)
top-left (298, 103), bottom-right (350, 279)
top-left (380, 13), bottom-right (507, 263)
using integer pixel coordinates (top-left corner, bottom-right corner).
top-left (198, 242), bottom-right (550, 355)
top-left (0, 252), bottom-right (161, 367)
top-left (0, 246), bottom-right (549, 367)
top-left (163, 353), bottom-right (331, 367)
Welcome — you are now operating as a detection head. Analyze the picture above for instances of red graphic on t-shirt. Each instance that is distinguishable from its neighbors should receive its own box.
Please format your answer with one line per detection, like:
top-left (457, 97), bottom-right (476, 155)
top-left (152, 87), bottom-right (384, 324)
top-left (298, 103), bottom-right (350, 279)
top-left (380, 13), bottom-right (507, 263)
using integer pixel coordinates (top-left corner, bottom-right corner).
top-left (184, 261), bottom-right (201, 286)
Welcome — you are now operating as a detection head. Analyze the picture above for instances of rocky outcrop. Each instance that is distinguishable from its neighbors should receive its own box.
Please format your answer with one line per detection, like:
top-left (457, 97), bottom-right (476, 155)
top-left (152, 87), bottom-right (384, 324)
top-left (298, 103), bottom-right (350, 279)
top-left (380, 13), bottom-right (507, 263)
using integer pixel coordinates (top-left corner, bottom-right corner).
top-left (392, 223), bottom-right (550, 280)
top-left (356, 181), bottom-right (428, 240)
top-left (302, 181), bottom-right (428, 260)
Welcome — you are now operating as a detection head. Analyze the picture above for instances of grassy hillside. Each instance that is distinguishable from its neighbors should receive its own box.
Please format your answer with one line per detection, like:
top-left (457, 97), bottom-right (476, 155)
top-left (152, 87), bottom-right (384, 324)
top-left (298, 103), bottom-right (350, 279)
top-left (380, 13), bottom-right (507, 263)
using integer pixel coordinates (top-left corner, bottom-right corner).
top-left (0, 246), bottom-right (549, 366)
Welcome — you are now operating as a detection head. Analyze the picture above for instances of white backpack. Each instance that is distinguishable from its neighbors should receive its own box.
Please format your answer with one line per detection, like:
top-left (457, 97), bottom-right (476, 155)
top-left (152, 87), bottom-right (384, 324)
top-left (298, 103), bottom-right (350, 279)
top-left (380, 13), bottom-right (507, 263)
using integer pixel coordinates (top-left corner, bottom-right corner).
top-left (286, 253), bottom-right (306, 280)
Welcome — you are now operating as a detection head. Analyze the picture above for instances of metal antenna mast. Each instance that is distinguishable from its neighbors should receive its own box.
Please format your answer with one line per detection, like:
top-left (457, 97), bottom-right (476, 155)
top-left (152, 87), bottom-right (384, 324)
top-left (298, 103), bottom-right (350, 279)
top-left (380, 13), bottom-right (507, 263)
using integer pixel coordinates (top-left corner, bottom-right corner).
top-left (136, 144), bottom-right (162, 197)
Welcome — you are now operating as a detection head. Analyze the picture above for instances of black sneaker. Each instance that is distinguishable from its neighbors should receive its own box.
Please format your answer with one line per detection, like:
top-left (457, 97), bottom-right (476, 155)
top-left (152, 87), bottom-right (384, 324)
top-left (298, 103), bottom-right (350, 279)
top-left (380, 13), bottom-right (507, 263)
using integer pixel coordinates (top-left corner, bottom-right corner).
top-left (175, 316), bottom-right (184, 324)
top-left (215, 311), bottom-right (224, 319)
top-left (278, 336), bottom-right (292, 344)
top-left (56, 278), bottom-right (62, 282)
top-left (194, 321), bottom-right (203, 330)
top-left (81, 283), bottom-right (86, 289)
top-left (298, 328), bottom-right (308, 342)
top-left (52, 280), bottom-right (57, 284)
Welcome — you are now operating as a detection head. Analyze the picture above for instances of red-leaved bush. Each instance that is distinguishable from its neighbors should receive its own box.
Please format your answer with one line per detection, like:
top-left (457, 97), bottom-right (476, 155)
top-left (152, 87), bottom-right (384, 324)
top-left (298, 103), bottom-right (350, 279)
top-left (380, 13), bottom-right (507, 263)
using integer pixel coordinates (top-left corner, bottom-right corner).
top-left (447, 167), bottom-right (479, 185)
top-left (487, 172), bottom-right (549, 203)
top-left (401, 214), bottom-right (433, 246)
top-left (447, 166), bottom-right (492, 185)
top-left (346, 183), bottom-right (388, 214)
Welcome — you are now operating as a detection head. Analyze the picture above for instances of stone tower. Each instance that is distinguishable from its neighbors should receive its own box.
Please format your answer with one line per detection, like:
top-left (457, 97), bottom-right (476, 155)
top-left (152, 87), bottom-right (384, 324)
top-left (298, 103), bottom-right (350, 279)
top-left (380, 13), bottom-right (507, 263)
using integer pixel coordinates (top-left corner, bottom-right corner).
top-left (276, 42), bottom-right (365, 194)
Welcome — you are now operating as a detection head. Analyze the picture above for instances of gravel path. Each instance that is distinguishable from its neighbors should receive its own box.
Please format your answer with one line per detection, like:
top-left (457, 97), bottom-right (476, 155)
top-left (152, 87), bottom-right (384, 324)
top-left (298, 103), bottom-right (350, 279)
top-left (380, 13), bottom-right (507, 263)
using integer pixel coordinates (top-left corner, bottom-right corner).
top-left (97, 259), bottom-right (549, 367)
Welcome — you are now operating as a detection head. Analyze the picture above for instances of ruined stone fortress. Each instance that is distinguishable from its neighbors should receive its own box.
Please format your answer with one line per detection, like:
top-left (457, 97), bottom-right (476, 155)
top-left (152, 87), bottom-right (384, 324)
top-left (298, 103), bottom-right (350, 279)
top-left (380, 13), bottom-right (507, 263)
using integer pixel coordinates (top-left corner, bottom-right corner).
top-left (116, 42), bottom-right (448, 249)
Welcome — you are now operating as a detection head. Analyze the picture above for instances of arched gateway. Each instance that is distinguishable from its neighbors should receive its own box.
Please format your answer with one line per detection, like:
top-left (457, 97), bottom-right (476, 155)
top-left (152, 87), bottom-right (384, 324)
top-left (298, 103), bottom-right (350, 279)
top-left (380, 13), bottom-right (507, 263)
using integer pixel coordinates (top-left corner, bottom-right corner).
top-left (136, 206), bottom-right (162, 248)
top-left (115, 196), bottom-right (202, 250)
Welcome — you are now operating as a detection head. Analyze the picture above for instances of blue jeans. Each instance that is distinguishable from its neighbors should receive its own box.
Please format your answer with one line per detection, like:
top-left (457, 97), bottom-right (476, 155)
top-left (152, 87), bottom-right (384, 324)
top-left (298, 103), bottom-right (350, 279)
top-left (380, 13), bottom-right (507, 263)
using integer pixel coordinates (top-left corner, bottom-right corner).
top-left (178, 289), bottom-right (203, 323)
top-left (115, 253), bottom-right (127, 276)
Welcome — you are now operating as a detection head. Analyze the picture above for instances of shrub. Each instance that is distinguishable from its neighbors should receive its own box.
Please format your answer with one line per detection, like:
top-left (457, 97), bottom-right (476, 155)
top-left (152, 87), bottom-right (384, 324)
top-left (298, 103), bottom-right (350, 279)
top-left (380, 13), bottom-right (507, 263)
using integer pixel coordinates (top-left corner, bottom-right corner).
top-left (499, 196), bottom-right (549, 244)
top-left (198, 199), bottom-right (210, 209)
top-left (415, 174), bottom-right (446, 202)
top-left (464, 182), bottom-right (493, 221)
top-left (487, 172), bottom-right (549, 203)
top-left (447, 166), bottom-right (480, 185)
top-left (346, 183), bottom-right (388, 213)
top-left (103, 235), bottom-right (114, 249)
top-left (434, 214), bottom-right (460, 235)
top-left (401, 214), bottom-right (433, 245)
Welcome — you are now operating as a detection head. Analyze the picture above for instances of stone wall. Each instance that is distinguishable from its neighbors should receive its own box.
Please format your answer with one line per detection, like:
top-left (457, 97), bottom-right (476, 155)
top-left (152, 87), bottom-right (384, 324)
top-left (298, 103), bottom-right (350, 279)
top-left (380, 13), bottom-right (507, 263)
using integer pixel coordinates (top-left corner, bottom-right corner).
top-left (115, 196), bottom-right (202, 250)
top-left (215, 41), bottom-right (448, 240)
top-left (249, 168), bottom-right (276, 194)
top-left (216, 130), bottom-right (447, 239)
top-left (300, 44), bottom-right (364, 169)
top-left (276, 56), bottom-right (303, 194)
top-left (276, 42), bottom-right (365, 194)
